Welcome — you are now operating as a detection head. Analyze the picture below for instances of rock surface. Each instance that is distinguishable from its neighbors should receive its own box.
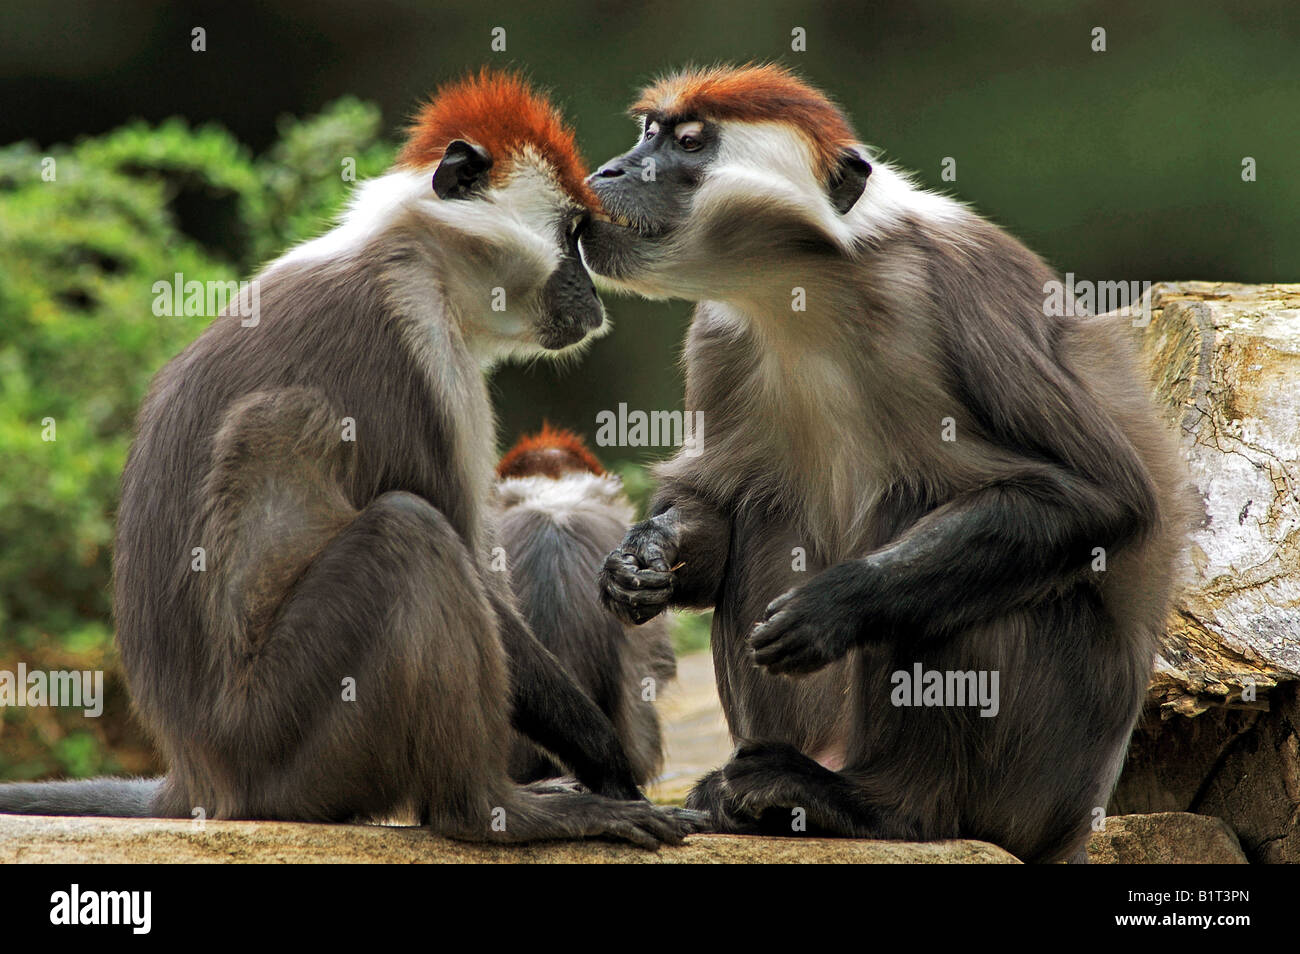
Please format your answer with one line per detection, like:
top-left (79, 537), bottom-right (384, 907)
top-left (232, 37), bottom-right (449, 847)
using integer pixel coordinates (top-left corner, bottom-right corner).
top-left (0, 654), bottom-right (1246, 864)
top-left (0, 815), bottom-right (1018, 864)
top-left (2, 810), bottom-right (1250, 864)
top-left (1114, 681), bottom-right (1299, 863)
top-left (1116, 283), bottom-right (1300, 862)
top-left (1087, 812), bottom-right (1248, 864)
top-left (1134, 282), bottom-right (1300, 714)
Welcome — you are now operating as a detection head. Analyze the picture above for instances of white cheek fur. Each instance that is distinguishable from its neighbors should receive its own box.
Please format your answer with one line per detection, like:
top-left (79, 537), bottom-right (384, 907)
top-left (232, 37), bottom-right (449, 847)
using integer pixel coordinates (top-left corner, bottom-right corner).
top-left (278, 156), bottom-right (571, 282)
top-left (594, 121), bottom-right (974, 305)
top-left (272, 156), bottom-right (588, 365)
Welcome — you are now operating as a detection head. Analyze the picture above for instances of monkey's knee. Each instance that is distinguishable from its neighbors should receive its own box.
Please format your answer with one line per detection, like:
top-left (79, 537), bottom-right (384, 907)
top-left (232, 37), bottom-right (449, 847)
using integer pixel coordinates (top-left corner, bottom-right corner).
top-left (211, 388), bottom-right (348, 464)
top-left (229, 492), bottom-right (505, 798)
top-left (363, 491), bottom-right (464, 549)
top-left (203, 388), bottom-right (357, 518)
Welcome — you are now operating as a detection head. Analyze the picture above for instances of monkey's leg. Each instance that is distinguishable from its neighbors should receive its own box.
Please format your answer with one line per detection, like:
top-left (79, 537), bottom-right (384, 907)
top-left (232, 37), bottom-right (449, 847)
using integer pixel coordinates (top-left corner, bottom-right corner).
top-left (196, 489), bottom-right (504, 823)
top-left (187, 392), bottom-right (687, 845)
top-left (750, 462), bottom-right (1153, 675)
top-left (600, 489), bottom-right (731, 624)
top-left (491, 592), bottom-right (644, 800)
top-left (202, 490), bottom-right (683, 846)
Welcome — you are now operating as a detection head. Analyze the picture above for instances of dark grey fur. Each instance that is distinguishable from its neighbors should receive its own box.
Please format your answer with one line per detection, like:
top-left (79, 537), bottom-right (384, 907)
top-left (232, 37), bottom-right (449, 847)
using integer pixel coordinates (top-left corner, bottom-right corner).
top-left (496, 474), bottom-right (675, 786)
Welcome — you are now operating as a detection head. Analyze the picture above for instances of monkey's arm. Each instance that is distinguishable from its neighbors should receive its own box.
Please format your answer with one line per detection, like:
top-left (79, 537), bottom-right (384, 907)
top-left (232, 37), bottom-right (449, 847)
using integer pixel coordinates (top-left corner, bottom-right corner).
top-left (750, 459), bottom-right (1153, 673)
top-left (490, 589), bottom-right (644, 800)
top-left (598, 488), bottom-right (731, 625)
top-left (751, 311), bottom-right (1160, 677)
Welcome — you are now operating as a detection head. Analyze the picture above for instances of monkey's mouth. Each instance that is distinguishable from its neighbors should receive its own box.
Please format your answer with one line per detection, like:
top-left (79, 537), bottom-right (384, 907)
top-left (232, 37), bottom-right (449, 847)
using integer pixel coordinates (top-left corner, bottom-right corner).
top-left (537, 323), bottom-right (591, 350)
top-left (591, 208), bottom-right (663, 239)
top-left (580, 216), bottom-right (658, 281)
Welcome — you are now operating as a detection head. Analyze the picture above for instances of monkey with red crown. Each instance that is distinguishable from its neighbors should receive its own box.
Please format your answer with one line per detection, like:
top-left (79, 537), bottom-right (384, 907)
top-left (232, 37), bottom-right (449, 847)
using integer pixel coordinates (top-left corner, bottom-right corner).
top-left (0, 72), bottom-right (696, 850)
top-left (585, 64), bottom-right (1186, 863)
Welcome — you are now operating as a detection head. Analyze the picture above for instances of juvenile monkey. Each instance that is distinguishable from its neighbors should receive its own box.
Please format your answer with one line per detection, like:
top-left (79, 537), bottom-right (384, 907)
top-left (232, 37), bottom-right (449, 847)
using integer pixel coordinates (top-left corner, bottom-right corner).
top-left (0, 72), bottom-right (692, 849)
top-left (583, 64), bottom-right (1184, 862)
top-left (495, 424), bottom-right (675, 787)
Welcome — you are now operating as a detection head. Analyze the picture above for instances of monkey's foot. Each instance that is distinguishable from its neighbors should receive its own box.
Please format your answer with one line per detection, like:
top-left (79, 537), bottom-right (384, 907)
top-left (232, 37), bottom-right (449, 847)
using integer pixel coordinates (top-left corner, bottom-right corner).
top-left (522, 777), bottom-right (587, 796)
top-left (662, 806), bottom-right (715, 833)
top-left (720, 741), bottom-right (825, 818)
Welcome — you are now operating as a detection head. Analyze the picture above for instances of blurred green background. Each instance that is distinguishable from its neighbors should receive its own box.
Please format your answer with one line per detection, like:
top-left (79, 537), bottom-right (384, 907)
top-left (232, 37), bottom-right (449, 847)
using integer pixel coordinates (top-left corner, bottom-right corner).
top-left (0, 0), bottom-right (1295, 779)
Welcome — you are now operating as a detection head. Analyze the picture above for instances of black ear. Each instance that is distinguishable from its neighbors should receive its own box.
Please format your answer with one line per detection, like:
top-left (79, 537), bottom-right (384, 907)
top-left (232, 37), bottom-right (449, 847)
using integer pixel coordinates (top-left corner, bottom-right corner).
top-left (828, 149), bottom-right (871, 215)
top-left (432, 139), bottom-right (493, 200)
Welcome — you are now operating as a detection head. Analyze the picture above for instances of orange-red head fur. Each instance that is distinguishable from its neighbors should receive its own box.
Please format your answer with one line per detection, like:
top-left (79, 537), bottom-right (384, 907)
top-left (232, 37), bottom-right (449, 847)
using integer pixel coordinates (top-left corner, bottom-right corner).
top-left (397, 69), bottom-right (598, 208)
top-left (631, 63), bottom-right (858, 181)
top-left (497, 422), bottom-right (606, 479)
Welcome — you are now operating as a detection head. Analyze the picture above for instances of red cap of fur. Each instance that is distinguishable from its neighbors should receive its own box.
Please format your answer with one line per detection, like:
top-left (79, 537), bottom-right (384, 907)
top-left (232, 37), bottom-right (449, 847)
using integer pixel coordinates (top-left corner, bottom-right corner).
top-left (497, 422), bottom-right (606, 479)
top-left (631, 63), bottom-right (858, 181)
top-left (397, 69), bottom-right (598, 208)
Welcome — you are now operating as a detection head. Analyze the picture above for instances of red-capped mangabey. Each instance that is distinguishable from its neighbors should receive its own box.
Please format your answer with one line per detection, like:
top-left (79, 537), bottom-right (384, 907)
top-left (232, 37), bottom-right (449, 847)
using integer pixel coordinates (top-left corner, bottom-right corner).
top-left (0, 71), bottom-right (695, 849)
top-left (583, 64), bottom-right (1186, 862)
top-left (495, 424), bottom-right (676, 787)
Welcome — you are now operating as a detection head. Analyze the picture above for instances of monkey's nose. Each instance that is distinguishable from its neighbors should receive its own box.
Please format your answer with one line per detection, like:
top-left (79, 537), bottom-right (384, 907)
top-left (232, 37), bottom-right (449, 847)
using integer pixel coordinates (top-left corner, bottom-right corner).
top-left (590, 163), bottom-right (625, 181)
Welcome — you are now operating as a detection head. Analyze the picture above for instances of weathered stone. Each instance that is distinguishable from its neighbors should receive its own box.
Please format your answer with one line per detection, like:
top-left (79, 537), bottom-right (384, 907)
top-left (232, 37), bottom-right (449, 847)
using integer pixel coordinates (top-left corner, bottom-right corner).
top-left (1115, 283), bottom-right (1300, 863)
top-left (1133, 281), bottom-right (1300, 712)
top-left (0, 815), bottom-right (1019, 864)
top-left (1113, 682), bottom-right (1300, 863)
top-left (1087, 812), bottom-right (1247, 864)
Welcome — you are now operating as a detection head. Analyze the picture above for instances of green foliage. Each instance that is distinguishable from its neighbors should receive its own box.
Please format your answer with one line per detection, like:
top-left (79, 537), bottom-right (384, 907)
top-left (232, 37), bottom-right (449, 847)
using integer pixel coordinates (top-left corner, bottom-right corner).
top-left (670, 610), bottom-right (713, 657)
top-left (610, 460), bottom-right (655, 519)
top-left (254, 97), bottom-right (393, 263)
top-left (0, 103), bottom-right (395, 777)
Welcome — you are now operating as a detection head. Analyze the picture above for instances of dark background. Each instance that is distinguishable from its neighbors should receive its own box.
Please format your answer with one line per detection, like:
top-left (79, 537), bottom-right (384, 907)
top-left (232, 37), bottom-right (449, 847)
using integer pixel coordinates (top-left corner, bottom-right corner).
top-left (4, 0), bottom-right (1297, 452)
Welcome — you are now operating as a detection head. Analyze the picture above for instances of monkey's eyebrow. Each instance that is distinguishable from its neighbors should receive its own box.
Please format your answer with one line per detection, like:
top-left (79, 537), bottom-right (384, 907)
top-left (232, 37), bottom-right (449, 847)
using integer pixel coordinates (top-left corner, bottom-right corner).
top-left (632, 109), bottom-right (676, 124)
top-left (641, 112), bottom-right (701, 132)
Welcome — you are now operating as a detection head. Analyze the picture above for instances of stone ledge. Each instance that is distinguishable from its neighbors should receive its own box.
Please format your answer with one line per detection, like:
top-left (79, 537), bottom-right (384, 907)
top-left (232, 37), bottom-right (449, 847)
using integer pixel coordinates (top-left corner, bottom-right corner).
top-left (1087, 812), bottom-right (1248, 864)
top-left (0, 815), bottom-right (1018, 864)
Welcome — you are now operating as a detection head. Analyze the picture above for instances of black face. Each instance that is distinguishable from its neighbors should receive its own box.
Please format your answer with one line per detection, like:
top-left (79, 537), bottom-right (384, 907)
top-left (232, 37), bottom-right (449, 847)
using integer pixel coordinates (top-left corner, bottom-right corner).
top-left (580, 115), bottom-right (720, 278)
top-left (535, 212), bottom-right (604, 350)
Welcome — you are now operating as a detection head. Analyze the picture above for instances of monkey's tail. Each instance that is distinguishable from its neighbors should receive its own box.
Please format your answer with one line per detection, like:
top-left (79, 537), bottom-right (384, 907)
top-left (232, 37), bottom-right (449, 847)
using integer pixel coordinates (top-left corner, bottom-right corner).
top-left (0, 777), bottom-right (163, 817)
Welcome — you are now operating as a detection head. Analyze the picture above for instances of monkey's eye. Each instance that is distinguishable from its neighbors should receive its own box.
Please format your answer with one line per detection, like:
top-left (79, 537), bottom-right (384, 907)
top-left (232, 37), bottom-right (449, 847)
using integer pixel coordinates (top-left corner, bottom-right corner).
top-left (674, 121), bottom-right (705, 151)
top-left (644, 120), bottom-right (660, 141)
